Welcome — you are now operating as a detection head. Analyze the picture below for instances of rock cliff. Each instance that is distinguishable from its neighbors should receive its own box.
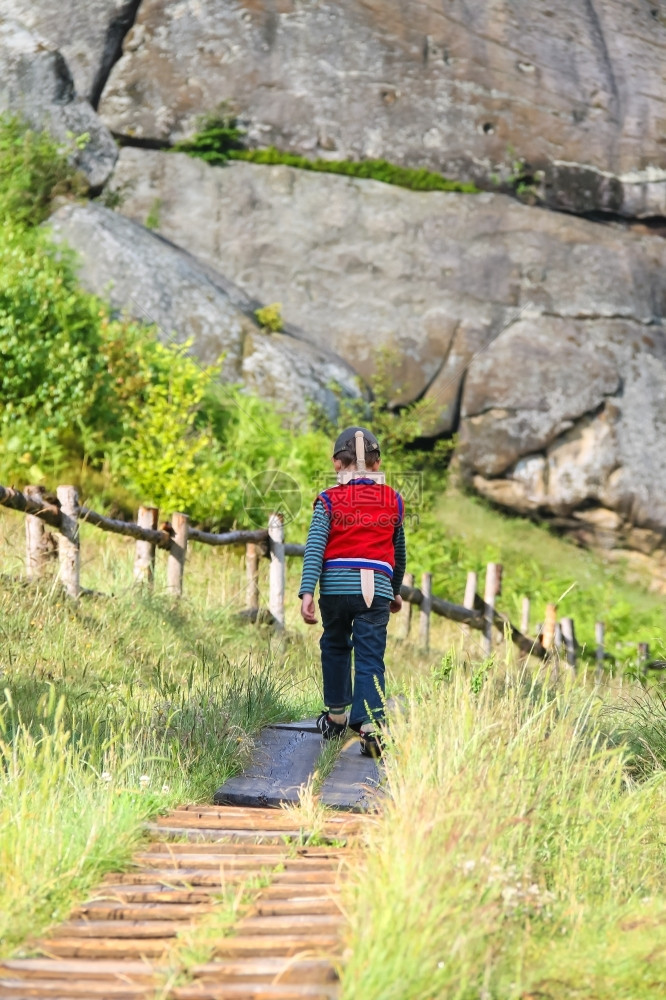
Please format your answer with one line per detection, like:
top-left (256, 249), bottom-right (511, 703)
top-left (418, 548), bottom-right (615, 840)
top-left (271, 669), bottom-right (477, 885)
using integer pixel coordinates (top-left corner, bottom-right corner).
top-left (99, 0), bottom-right (666, 216)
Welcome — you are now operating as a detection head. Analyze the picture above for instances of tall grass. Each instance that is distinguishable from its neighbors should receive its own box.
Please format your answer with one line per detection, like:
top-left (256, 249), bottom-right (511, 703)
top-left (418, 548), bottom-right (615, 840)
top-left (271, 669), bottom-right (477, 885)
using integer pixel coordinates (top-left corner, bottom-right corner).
top-left (341, 663), bottom-right (666, 1000)
top-left (0, 517), bottom-right (322, 953)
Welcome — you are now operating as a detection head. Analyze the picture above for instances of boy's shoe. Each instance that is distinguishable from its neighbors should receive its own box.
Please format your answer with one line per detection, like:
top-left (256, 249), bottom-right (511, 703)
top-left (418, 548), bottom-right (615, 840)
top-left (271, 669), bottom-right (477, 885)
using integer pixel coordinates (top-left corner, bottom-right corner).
top-left (316, 711), bottom-right (348, 740)
top-left (359, 729), bottom-right (384, 758)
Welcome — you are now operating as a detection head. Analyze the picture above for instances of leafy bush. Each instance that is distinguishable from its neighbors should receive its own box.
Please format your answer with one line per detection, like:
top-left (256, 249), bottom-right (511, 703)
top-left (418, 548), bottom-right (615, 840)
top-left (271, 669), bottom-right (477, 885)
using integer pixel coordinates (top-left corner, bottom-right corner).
top-left (254, 302), bottom-right (284, 332)
top-left (171, 108), bottom-right (245, 164)
top-left (0, 224), bottom-right (116, 481)
top-left (0, 115), bottom-right (85, 226)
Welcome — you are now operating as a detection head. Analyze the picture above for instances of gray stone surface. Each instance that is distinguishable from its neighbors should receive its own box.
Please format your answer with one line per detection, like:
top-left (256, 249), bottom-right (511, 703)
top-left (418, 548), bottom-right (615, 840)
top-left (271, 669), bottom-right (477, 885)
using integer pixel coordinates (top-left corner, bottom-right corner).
top-left (463, 315), bottom-right (666, 539)
top-left (108, 150), bottom-right (666, 538)
top-left (0, 0), bottom-right (140, 106)
top-left (47, 201), bottom-right (360, 419)
top-left (0, 19), bottom-right (118, 190)
top-left (99, 0), bottom-right (666, 216)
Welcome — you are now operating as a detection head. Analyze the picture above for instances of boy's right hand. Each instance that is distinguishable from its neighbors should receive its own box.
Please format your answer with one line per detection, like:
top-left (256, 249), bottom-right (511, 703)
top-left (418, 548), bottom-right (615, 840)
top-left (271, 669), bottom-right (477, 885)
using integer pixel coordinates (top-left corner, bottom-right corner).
top-left (300, 594), bottom-right (318, 625)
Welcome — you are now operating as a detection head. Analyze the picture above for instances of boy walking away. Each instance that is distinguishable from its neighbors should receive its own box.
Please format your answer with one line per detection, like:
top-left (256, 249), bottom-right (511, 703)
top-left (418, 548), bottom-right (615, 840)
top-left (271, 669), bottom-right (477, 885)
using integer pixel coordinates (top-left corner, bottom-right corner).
top-left (299, 426), bottom-right (406, 757)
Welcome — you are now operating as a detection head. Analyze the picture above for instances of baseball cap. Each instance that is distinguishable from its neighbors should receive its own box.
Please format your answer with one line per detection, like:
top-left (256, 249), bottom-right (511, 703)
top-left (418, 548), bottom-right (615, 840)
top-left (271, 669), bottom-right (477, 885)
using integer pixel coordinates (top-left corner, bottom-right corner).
top-left (333, 426), bottom-right (380, 457)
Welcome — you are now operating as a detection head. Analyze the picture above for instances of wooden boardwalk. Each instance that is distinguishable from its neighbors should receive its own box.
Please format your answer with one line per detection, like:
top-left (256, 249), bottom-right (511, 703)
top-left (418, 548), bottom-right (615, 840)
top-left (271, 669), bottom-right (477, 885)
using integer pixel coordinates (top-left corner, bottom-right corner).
top-left (0, 722), bottom-right (380, 1000)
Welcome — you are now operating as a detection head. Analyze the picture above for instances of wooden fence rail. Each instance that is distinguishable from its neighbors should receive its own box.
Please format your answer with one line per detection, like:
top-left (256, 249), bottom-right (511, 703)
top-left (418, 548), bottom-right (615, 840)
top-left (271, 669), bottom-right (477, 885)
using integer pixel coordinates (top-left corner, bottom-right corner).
top-left (0, 482), bottom-right (647, 668)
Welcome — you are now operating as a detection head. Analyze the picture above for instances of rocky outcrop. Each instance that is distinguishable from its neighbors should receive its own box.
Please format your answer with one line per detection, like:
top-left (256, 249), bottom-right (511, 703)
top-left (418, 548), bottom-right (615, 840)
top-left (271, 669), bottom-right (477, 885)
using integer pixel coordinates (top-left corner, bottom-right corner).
top-left (0, 19), bottom-right (117, 190)
top-left (107, 149), bottom-right (666, 542)
top-left (0, 1), bottom-right (141, 107)
top-left (47, 201), bottom-right (360, 420)
top-left (460, 316), bottom-right (666, 541)
top-left (99, 0), bottom-right (666, 217)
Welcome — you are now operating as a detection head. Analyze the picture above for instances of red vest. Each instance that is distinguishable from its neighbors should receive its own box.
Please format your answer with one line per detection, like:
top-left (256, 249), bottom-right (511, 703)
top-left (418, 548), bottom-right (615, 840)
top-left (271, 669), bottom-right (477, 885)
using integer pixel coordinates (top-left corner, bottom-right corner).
top-left (315, 480), bottom-right (404, 579)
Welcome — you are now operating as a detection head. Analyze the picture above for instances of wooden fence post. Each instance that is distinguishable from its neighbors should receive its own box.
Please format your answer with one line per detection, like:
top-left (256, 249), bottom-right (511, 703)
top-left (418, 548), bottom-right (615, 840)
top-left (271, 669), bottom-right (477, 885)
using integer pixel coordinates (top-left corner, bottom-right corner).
top-left (638, 642), bottom-right (650, 672)
top-left (268, 513), bottom-right (285, 627)
top-left (133, 506), bottom-right (158, 586)
top-left (398, 572), bottom-right (414, 640)
top-left (25, 485), bottom-right (50, 581)
top-left (419, 572), bottom-right (432, 649)
top-left (166, 512), bottom-right (189, 598)
top-left (520, 597), bottom-right (530, 636)
top-left (560, 616), bottom-right (577, 671)
top-left (57, 485), bottom-right (80, 599)
top-left (482, 563), bottom-right (502, 657)
top-left (246, 542), bottom-right (260, 617)
top-left (541, 603), bottom-right (558, 653)
top-left (595, 621), bottom-right (605, 681)
top-left (463, 570), bottom-right (477, 639)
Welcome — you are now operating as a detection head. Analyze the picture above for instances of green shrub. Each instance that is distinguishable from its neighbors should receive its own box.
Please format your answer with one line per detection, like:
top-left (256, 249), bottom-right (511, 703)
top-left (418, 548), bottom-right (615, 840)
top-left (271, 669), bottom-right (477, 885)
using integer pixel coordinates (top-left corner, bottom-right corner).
top-left (254, 302), bottom-right (284, 332)
top-left (0, 224), bottom-right (114, 480)
top-left (0, 115), bottom-right (84, 226)
top-left (172, 109), bottom-right (245, 165)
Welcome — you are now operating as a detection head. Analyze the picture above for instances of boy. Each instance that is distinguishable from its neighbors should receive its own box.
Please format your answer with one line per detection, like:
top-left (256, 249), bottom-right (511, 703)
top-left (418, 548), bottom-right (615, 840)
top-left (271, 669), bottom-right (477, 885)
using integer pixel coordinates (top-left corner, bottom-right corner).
top-left (299, 426), bottom-right (406, 757)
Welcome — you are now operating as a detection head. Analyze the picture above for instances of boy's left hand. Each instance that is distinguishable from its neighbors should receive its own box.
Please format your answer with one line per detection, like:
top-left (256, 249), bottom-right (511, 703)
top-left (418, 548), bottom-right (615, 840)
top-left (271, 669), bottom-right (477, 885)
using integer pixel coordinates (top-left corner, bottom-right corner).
top-left (389, 595), bottom-right (403, 614)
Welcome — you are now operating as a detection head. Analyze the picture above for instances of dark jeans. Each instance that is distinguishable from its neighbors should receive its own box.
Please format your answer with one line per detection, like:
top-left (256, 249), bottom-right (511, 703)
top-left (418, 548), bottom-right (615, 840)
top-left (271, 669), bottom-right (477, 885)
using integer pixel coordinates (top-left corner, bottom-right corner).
top-left (318, 594), bottom-right (391, 729)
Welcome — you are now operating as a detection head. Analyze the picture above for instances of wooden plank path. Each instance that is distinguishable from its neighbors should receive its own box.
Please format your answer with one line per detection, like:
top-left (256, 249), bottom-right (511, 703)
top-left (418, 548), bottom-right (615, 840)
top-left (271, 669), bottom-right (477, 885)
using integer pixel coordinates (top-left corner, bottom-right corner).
top-left (0, 805), bottom-right (364, 1000)
top-left (0, 720), bottom-right (383, 999)
top-left (214, 721), bottom-right (382, 814)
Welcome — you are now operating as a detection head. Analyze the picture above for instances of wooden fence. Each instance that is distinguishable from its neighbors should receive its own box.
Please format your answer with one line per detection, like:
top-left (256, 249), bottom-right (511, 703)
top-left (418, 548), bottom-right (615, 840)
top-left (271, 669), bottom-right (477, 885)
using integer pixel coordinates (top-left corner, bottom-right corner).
top-left (0, 483), bottom-right (648, 671)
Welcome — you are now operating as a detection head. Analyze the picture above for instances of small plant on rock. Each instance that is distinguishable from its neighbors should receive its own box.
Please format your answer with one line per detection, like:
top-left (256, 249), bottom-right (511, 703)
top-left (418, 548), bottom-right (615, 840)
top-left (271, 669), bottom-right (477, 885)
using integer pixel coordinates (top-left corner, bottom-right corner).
top-left (254, 302), bottom-right (284, 333)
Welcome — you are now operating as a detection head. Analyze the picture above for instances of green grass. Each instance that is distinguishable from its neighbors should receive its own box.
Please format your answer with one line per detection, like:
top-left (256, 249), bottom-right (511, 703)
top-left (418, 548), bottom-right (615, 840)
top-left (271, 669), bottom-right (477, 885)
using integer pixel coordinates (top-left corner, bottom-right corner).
top-left (340, 661), bottom-right (666, 1000)
top-left (0, 512), bottom-right (322, 954)
top-left (417, 483), bottom-right (666, 670)
top-left (226, 148), bottom-right (479, 194)
top-left (171, 122), bottom-right (478, 193)
top-left (2, 488), bottom-right (666, 982)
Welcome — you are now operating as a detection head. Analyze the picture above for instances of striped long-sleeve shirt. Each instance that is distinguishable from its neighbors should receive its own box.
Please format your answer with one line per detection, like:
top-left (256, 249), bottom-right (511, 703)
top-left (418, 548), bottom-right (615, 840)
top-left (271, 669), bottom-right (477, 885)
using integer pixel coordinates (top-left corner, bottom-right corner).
top-left (298, 500), bottom-right (407, 599)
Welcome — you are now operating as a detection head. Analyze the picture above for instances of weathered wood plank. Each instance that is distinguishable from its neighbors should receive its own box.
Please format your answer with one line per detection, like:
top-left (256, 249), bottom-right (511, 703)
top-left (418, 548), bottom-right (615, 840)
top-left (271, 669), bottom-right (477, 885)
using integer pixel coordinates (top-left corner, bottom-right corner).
top-left (176, 806), bottom-right (360, 830)
top-left (171, 983), bottom-right (336, 1000)
top-left (74, 902), bottom-right (212, 921)
top-left (211, 936), bottom-right (340, 958)
top-left (36, 938), bottom-right (171, 958)
top-left (250, 885), bottom-right (337, 900)
top-left (105, 870), bottom-right (266, 886)
top-left (146, 842), bottom-right (289, 856)
top-left (106, 868), bottom-right (337, 887)
top-left (0, 960), bottom-right (157, 981)
top-left (319, 743), bottom-right (381, 812)
top-left (147, 854), bottom-right (340, 870)
top-left (158, 812), bottom-right (305, 831)
top-left (90, 887), bottom-right (219, 904)
top-left (48, 920), bottom-right (184, 939)
top-left (271, 872), bottom-right (337, 885)
top-left (0, 980), bottom-right (151, 998)
top-left (191, 958), bottom-right (338, 984)
top-left (213, 731), bottom-right (323, 808)
top-left (132, 853), bottom-right (283, 869)
top-left (251, 900), bottom-right (341, 917)
top-left (147, 825), bottom-right (302, 843)
top-left (237, 915), bottom-right (342, 935)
